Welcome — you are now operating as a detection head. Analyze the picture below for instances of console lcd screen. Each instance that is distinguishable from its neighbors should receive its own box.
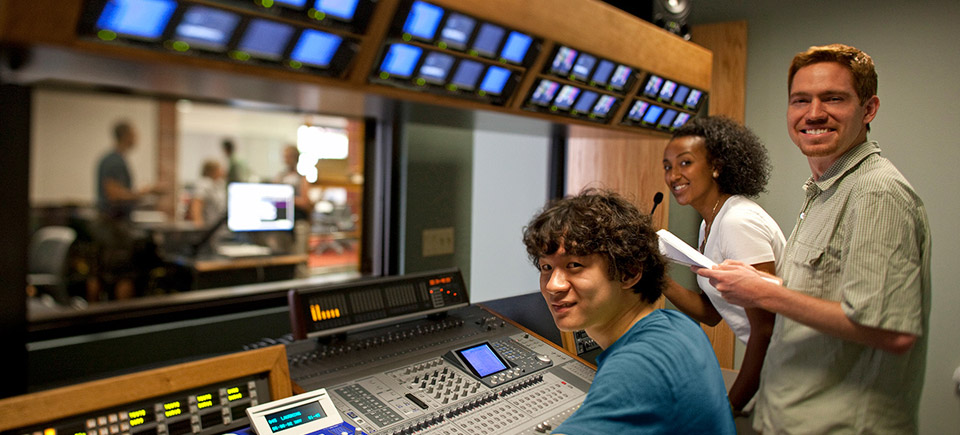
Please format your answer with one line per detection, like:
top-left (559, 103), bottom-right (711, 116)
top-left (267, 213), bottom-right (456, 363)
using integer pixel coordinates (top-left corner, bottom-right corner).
top-left (685, 89), bottom-right (703, 109)
top-left (227, 183), bottom-right (294, 232)
top-left (403, 1), bottom-right (444, 41)
top-left (500, 31), bottom-right (533, 64)
top-left (290, 29), bottom-right (343, 68)
top-left (657, 109), bottom-right (679, 128)
top-left (609, 65), bottom-right (633, 90)
top-left (265, 401), bottom-right (326, 433)
top-left (550, 46), bottom-right (578, 75)
top-left (417, 51), bottom-right (455, 83)
top-left (314, 0), bottom-right (360, 21)
top-left (471, 23), bottom-right (505, 58)
top-left (450, 59), bottom-right (484, 90)
top-left (591, 60), bottom-right (615, 86)
top-left (571, 53), bottom-right (596, 81)
top-left (658, 79), bottom-right (678, 101)
top-left (380, 44), bottom-right (423, 78)
top-left (671, 85), bottom-right (690, 106)
top-left (455, 342), bottom-right (509, 378)
top-left (438, 13), bottom-right (475, 50)
top-left (642, 104), bottom-right (665, 124)
top-left (530, 79), bottom-right (560, 105)
top-left (592, 95), bottom-right (617, 117)
top-left (627, 100), bottom-right (650, 121)
top-left (173, 5), bottom-right (241, 52)
top-left (672, 112), bottom-right (692, 129)
top-left (237, 19), bottom-right (296, 60)
top-left (572, 90), bottom-right (599, 113)
top-left (275, 0), bottom-right (309, 7)
top-left (479, 66), bottom-right (511, 95)
top-left (643, 74), bottom-right (664, 98)
top-left (96, 0), bottom-right (177, 40)
top-left (553, 85), bottom-right (581, 110)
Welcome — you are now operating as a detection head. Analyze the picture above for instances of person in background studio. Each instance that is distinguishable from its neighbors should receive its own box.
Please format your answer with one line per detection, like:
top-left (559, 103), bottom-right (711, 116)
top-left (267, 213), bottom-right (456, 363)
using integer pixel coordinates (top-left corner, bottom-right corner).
top-left (523, 188), bottom-right (735, 434)
top-left (222, 138), bottom-right (249, 184)
top-left (277, 145), bottom-right (314, 274)
top-left (189, 159), bottom-right (226, 228)
top-left (661, 115), bottom-right (785, 416)
top-left (698, 44), bottom-right (930, 434)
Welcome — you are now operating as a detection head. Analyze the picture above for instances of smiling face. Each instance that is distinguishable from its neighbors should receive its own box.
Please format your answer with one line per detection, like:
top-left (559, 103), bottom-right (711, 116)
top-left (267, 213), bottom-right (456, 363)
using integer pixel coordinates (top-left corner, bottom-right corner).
top-left (663, 135), bottom-right (721, 214)
top-left (787, 62), bottom-right (879, 178)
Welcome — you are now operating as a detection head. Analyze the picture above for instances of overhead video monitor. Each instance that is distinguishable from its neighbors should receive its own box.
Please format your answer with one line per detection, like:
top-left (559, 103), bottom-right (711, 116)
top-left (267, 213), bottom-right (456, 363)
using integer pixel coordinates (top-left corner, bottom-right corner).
top-left (609, 65), bottom-right (633, 90)
top-left (290, 29), bottom-right (343, 68)
top-left (671, 85), bottom-right (691, 106)
top-left (571, 53), bottom-right (597, 82)
top-left (643, 74), bottom-right (664, 98)
top-left (227, 183), bottom-right (295, 232)
top-left (314, 0), bottom-right (361, 21)
top-left (627, 100), bottom-right (650, 121)
top-left (553, 85), bottom-right (581, 110)
top-left (658, 79), bottom-right (678, 101)
top-left (642, 104), bottom-right (665, 124)
top-left (95, 0), bottom-right (177, 40)
top-left (471, 23), bottom-right (506, 58)
top-left (172, 5), bottom-right (241, 52)
top-left (403, 1), bottom-right (444, 41)
top-left (657, 109), bottom-right (679, 129)
top-left (530, 79), bottom-right (560, 106)
top-left (592, 95), bottom-right (617, 117)
top-left (417, 51), bottom-right (455, 84)
top-left (550, 46), bottom-right (578, 76)
top-left (500, 31), bottom-right (533, 64)
top-left (672, 112), bottom-right (692, 129)
top-left (572, 90), bottom-right (599, 114)
top-left (237, 19), bottom-right (297, 60)
top-left (685, 89), bottom-right (704, 110)
top-left (379, 44), bottom-right (423, 78)
top-left (450, 59), bottom-right (484, 90)
top-left (479, 66), bottom-right (511, 96)
top-left (590, 60), bottom-right (615, 86)
top-left (438, 12), bottom-right (475, 50)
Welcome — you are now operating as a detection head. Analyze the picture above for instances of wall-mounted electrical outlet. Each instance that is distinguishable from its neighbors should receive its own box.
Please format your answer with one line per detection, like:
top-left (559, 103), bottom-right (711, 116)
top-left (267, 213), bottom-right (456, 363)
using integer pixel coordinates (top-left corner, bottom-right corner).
top-left (422, 227), bottom-right (455, 257)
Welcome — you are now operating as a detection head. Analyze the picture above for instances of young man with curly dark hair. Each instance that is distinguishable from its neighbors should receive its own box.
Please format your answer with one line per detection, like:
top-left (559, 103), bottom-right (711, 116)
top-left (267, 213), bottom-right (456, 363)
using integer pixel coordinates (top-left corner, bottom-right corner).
top-left (523, 188), bottom-right (735, 434)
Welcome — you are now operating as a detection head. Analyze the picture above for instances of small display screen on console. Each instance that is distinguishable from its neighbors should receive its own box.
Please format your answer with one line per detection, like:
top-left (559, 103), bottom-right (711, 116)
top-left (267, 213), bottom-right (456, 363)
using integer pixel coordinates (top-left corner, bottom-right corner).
top-left (455, 342), bottom-right (509, 378)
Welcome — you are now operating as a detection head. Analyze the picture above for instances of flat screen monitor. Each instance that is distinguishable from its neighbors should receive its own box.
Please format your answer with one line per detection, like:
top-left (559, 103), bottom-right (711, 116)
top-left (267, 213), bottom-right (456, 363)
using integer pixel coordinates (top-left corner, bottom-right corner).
top-left (314, 0), bottom-right (360, 21)
top-left (571, 53), bottom-right (596, 81)
top-left (590, 60), bottom-right (615, 86)
top-left (553, 85), bottom-right (581, 110)
top-left (642, 104), bottom-right (665, 124)
top-left (672, 85), bottom-right (690, 106)
top-left (530, 79), bottom-right (560, 106)
top-left (672, 112), bottom-right (692, 129)
top-left (609, 65), bottom-right (632, 90)
top-left (550, 46), bottom-right (578, 75)
top-left (173, 5), bottom-right (241, 52)
top-left (380, 44), bottom-right (423, 78)
top-left (685, 89), bottom-right (704, 110)
top-left (572, 90), bottom-right (599, 114)
top-left (450, 59), bottom-right (484, 90)
top-left (592, 95), bottom-right (617, 117)
top-left (438, 13), bottom-right (475, 50)
top-left (479, 66), bottom-right (511, 95)
top-left (643, 74), bottom-right (664, 98)
top-left (237, 19), bottom-right (297, 60)
top-left (290, 29), bottom-right (343, 68)
top-left (657, 109), bottom-right (679, 129)
top-left (418, 51), bottom-right (455, 84)
top-left (96, 0), bottom-right (177, 40)
top-left (500, 31), bottom-right (532, 64)
top-left (227, 183), bottom-right (295, 232)
top-left (471, 23), bottom-right (505, 58)
top-left (658, 79), bottom-right (678, 101)
top-left (627, 100), bottom-right (650, 121)
top-left (403, 1), bottom-right (444, 41)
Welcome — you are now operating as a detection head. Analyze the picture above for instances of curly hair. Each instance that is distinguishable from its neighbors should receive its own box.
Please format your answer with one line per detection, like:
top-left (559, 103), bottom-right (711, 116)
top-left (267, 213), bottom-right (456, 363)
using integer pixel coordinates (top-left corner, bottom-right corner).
top-left (671, 116), bottom-right (771, 197)
top-left (522, 188), bottom-right (666, 304)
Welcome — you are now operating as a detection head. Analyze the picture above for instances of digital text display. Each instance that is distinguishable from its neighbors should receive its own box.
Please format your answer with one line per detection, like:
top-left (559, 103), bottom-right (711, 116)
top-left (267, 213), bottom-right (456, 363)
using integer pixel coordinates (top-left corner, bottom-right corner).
top-left (457, 343), bottom-right (508, 378)
top-left (265, 402), bottom-right (327, 433)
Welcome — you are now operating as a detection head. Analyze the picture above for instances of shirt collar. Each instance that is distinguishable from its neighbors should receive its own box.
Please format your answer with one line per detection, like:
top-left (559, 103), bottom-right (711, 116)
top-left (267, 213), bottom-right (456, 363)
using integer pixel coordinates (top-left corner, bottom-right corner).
top-left (803, 141), bottom-right (881, 194)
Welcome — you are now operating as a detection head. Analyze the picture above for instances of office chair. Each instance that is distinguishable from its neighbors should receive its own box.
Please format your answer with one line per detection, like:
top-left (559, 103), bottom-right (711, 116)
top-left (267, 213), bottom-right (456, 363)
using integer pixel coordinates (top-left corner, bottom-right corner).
top-left (27, 226), bottom-right (77, 305)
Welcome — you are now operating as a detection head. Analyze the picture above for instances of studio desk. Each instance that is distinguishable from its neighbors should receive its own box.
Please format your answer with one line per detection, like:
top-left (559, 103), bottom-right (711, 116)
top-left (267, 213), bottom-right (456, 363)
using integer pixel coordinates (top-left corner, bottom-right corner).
top-left (0, 268), bottom-right (597, 435)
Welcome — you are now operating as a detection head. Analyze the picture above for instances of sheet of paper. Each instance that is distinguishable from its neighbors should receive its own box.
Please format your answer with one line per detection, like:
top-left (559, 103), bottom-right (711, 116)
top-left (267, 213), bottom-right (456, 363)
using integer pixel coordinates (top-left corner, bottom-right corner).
top-left (656, 229), bottom-right (716, 269)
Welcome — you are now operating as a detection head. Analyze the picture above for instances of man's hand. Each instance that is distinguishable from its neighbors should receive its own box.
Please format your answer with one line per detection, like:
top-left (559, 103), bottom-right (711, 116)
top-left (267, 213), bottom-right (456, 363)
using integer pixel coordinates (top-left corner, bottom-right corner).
top-left (695, 260), bottom-right (782, 309)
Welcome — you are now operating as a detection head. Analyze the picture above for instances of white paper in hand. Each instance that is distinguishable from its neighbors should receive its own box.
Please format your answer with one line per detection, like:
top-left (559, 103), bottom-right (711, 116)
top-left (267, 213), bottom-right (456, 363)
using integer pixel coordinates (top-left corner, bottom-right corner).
top-left (656, 229), bottom-right (716, 269)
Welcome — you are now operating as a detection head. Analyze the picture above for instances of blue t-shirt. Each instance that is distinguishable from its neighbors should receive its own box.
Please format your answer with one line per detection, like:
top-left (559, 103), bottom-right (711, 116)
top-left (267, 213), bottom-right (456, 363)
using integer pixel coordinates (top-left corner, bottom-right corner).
top-left (554, 309), bottom-right (735, 435)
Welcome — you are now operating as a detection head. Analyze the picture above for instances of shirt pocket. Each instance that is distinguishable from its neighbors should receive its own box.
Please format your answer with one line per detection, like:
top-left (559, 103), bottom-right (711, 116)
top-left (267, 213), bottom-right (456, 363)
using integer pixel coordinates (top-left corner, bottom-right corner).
top-left (782, 242), bottom-right (838, 299)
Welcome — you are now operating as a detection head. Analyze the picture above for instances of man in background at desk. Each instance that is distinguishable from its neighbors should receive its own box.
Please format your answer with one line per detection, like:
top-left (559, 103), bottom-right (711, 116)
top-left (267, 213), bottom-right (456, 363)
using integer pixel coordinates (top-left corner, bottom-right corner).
top-left (698, 44), bottom-right (930, 434)
top-left (522, 188), bottom-right (735, 434)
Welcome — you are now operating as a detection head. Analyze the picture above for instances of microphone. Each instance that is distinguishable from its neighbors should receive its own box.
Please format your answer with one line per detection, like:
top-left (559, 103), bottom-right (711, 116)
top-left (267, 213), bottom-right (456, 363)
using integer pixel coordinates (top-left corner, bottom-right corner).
top-left (650, 192), bottom-right (664, 215)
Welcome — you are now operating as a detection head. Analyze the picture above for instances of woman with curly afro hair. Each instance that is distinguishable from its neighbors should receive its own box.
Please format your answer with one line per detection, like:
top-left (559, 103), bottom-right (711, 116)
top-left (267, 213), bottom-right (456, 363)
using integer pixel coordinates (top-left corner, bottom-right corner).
top-left (661, 115), bottom-right (786, 416)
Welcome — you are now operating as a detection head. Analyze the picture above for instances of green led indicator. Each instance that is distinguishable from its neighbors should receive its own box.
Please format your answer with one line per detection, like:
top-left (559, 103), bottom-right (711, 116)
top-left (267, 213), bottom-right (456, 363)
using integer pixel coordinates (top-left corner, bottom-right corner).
top-left (550, 106), bottom-right (558, 112)
top-left (500, 59), bottom-right (507, 64)
top-left (478, 90), bottom-right (487, 96)
top-left (172, 41), bottom-right (189, 52)
top-left (379, 72), bottom-right (390, 80)
top-left (607, 85), bottom-right (614, 91)
top-left (468, 50), bottom-right (478, 57)
top-left (569, 74), bottom-right (575, 81)
top-left (447, 84), bottom-right (457, 91)
top-left (402, 34), bottom-right (412, 42)
top-left (589, 81), bottom-right (596, 86)
top-left (289, 60), bottom-right (303, 69)
top-left (589, 114), bottom-right (596, 119)
top-left (571, 110), bottom-right (579, 115)
top-left (230, 51), bottom-right (251, 61)
top-left (416, 78), bottom-right (426, 86)
top-left (316, 11), bottom-right (326, 20)
top-left (437, 41), bottom-right (447, 49)
top-left (97, 30), bottom-right (117, 41)
top-left (262, 0), bottom-right (274, 7)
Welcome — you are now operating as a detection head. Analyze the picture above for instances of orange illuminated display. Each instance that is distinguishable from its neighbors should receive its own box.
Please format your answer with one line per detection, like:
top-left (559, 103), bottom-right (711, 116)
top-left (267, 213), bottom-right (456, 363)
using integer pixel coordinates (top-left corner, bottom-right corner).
top-left (310, 305), bottom-right (342, 322)
top-left (429, 277), bottom-right (452, 286)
